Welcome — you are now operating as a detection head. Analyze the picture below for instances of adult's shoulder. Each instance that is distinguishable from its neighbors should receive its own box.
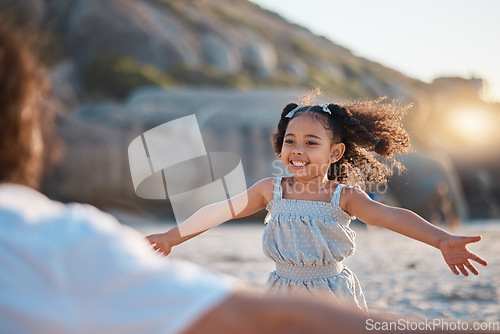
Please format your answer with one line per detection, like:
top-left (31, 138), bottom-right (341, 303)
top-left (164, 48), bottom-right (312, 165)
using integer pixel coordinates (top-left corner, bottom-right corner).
top-left (61, 202), bottom-right (123, 235)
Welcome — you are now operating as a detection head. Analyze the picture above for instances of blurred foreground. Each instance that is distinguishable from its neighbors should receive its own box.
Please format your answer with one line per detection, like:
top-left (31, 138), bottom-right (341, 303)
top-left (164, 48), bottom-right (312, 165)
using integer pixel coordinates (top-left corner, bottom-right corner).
top-left (131, 218), bottom-right (499, 322)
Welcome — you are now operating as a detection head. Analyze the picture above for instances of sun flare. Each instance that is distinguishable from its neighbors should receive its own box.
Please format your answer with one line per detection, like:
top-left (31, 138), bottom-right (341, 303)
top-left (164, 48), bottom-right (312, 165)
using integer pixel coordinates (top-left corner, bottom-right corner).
top-left (446, 108), bottom-right (495, 146)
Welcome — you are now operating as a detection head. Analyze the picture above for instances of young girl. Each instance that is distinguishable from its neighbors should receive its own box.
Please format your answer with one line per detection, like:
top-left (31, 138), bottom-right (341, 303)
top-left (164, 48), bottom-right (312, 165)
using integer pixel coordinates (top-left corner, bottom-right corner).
top-left (147, 100), bottom-right (487, 313)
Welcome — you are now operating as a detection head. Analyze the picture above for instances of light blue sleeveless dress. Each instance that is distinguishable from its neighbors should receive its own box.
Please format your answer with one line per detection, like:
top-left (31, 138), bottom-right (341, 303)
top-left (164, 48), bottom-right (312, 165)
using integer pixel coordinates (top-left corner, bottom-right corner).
top-left (262, 176), bottom-right (368, 312)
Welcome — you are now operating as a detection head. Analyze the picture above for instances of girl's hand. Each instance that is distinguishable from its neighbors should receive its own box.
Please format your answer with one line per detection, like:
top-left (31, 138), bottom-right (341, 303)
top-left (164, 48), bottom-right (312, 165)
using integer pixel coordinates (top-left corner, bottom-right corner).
top-left (146, 233), bottom-right (173, 256)
top-left (438, 235), bottom-right (487, 276)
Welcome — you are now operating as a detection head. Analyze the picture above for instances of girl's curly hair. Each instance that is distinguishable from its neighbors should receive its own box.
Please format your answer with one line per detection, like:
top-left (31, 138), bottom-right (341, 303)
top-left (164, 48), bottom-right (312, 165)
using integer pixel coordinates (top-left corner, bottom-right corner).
top-left (271, 98), bottom-right (411, 186)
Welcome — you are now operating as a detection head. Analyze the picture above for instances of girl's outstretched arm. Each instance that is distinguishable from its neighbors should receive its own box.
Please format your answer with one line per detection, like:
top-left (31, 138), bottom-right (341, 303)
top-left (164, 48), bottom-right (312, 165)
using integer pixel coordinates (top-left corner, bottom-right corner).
top-left (341, 187), bottom-right (488, 276)
top-left (147, 178), bottom-right (275, 255)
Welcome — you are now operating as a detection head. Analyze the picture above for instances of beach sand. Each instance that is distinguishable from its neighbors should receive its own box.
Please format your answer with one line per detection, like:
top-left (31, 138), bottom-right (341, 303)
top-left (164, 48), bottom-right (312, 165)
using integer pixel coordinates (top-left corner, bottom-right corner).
top-left (127, 215), bottom-right (499, 323)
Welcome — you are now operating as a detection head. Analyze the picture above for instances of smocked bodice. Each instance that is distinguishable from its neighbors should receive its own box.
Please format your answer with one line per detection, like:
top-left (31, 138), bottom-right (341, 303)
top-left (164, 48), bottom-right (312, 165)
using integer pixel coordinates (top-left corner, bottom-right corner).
top-left (262, 177), bottom-right (356, 267)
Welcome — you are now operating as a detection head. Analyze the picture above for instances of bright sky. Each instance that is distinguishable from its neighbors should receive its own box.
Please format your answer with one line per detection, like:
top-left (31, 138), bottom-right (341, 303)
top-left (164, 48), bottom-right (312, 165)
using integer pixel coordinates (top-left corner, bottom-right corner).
top-left (250, 0), bottom-right (500, 102)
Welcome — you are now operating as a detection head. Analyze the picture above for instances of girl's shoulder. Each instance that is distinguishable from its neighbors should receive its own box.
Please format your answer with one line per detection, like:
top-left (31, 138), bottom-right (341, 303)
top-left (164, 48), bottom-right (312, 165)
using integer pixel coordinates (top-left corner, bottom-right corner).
top-left (338, 184), bottom-right (372, 215)
top-left (250, 177), bottom-right (277, 204)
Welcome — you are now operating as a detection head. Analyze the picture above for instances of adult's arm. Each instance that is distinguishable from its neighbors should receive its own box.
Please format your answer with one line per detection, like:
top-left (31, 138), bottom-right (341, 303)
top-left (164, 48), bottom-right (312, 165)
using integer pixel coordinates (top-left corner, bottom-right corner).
top-left (183, 291), bottom-right (369, 334)
top-left (185, 291), bottom-right (496, 334)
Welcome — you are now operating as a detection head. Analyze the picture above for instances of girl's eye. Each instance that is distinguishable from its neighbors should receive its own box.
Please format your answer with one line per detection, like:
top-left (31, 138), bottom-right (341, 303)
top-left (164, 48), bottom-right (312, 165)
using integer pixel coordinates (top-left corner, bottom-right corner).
top-left (284, 139), bottom-right (294, 144)
top-left (306, 141), bottom-right (318, 146)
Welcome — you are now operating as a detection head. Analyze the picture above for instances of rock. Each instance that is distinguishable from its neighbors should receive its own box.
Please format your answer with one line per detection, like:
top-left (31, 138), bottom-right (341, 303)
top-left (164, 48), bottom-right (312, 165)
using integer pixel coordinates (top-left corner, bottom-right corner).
top-left (312, 59), bottom-right (345, 82)
top-left (243, 37), bottom-right (278, 78)
top-left (361, 74), bottom-right (388, 97)
top-left (64, 0), bottom-right (200, 71)
top-left (284, 58), bottom-right (308, 81)
top-left (201, 33), bottom-right (241, 74)
top-left (386, 152), bottom-right (467, 227)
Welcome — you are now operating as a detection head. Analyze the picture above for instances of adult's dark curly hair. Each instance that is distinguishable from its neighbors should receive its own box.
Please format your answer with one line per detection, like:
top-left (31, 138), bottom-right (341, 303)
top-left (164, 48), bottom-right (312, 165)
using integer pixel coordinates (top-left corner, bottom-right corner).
top-left (271, 98), bottom-right (411, 187)
top-left (0, 20), bottom-right (49, 188)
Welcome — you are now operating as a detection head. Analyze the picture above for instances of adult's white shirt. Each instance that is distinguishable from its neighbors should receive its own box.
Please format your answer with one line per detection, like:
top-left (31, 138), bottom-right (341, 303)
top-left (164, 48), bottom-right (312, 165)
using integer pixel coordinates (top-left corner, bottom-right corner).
top-left (0, 184), bottom-right (234, 334)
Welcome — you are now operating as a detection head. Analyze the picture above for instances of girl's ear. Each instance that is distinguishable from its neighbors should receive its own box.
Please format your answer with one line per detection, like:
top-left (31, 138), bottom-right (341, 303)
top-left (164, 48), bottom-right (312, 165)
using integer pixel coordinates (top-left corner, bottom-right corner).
top-left (330, 143), bottom-right (345, 163)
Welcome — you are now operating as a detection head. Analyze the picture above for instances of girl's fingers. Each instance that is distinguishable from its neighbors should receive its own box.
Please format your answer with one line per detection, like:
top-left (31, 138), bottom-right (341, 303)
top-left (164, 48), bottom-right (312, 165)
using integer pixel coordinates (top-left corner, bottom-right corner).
top-left (153, 247), bottom-right (166, 256)
top-left (457, 264), bottom-right (469, 276)
top-left (146, 236), bottom-right (157, 245)
top-left (464, 260), bottom-right (479, 276)
top-left (449, 265), bottom-right (459, 276)
top-left (470, 253), bottom-right (488, 267)
top-left (152, 243), bottom-right (163, 253)
top-left (464, 235), bottom-right (482, 244)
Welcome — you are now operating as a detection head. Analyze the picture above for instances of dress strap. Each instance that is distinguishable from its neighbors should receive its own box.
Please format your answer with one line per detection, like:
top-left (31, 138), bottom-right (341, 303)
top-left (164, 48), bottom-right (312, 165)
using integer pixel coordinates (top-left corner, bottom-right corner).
top-left (331, 183), bottom-right (344, 206)
top-left (273, 176), bottom-right (283, 200)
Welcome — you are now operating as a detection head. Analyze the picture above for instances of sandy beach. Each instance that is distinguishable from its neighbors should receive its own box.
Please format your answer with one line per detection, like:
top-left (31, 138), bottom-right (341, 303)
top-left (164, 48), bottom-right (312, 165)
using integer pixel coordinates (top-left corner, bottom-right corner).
top-left (128, 216), bottom-right (499, 323)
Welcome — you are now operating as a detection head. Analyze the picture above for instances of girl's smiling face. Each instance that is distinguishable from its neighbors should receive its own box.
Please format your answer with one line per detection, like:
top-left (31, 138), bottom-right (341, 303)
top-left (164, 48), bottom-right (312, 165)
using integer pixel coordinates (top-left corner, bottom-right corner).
top-left (281, 113), bottom-right (345, 181)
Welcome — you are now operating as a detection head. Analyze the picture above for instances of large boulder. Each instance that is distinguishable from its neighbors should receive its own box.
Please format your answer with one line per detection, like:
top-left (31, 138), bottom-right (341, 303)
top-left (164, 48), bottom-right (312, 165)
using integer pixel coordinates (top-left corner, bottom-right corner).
top-left (200, 33), bottom-right (241, 75)
top-left (63, 0), bottom-right (200, 71)
top-left (386, 153), bottom-right (467, 228)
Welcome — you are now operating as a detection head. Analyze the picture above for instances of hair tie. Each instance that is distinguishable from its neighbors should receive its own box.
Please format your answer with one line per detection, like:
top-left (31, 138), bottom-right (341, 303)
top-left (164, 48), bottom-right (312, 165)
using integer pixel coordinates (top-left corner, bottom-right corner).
top-left (317, 104), bottom-right (332, 114)
top-left (285, 104), bottom-right (303, 118)
top-left (286, 104), bottom-right (332, 118)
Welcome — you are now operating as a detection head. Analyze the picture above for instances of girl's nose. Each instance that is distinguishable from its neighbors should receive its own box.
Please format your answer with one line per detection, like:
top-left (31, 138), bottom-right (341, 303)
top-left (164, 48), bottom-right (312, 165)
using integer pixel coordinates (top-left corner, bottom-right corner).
top-left (292, 147), bottom-right (303, 155)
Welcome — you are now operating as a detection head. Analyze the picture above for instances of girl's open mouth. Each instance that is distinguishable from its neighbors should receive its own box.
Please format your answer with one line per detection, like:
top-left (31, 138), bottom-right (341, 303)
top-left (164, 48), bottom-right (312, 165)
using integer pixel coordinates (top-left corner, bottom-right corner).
top-left (290, 160), bottom-right (308, 167)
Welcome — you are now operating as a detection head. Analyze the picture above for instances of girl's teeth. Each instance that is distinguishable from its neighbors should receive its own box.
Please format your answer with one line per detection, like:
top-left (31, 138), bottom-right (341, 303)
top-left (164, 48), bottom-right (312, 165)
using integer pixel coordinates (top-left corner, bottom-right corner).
top-left (292, 161), bottom-right (307, 166)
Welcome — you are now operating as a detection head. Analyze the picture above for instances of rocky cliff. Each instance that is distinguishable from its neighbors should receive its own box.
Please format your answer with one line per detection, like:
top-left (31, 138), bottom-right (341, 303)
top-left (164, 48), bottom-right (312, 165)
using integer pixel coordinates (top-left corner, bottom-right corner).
top-left (3, 0), bottom-right (425, 102)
